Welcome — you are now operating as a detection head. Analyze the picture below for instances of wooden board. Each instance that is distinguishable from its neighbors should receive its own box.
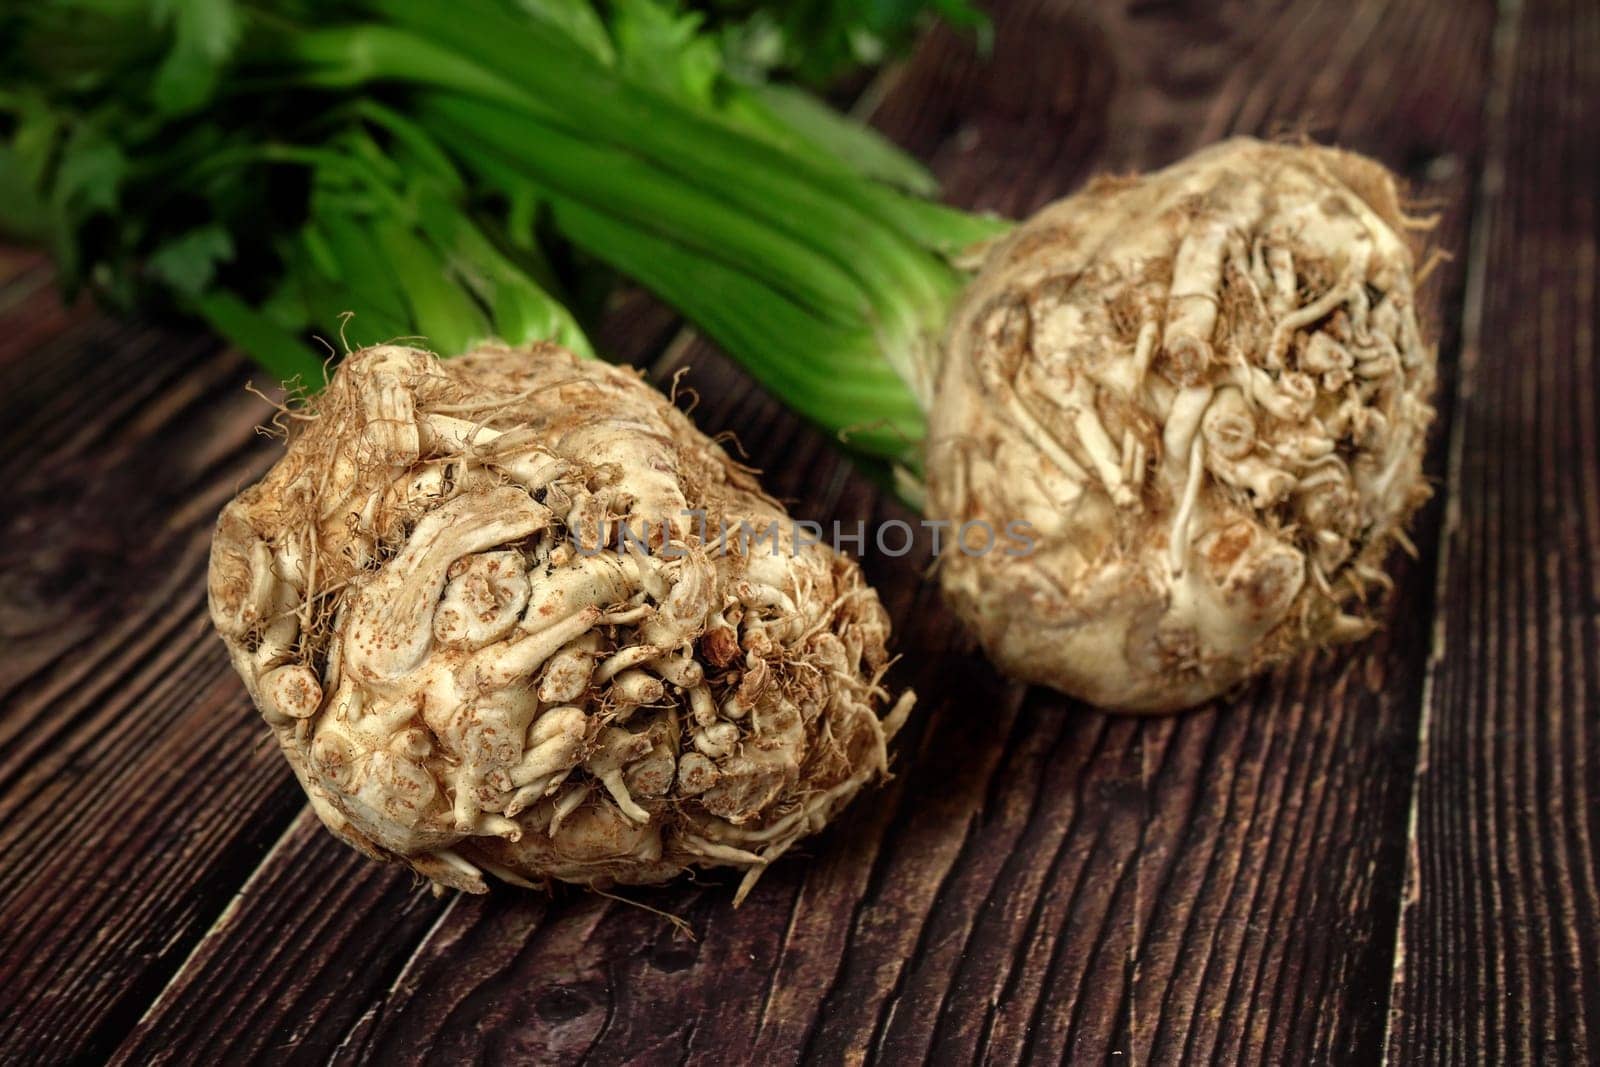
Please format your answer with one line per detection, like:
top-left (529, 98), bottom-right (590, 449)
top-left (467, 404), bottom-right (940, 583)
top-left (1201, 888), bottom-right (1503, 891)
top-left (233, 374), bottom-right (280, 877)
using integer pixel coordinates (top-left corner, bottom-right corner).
top-left (5, 0), bottom-right (1594, 1063)
top-left (0, 303), bottom-right (315, 1062)
top-left (1386, 0), bottom-right (1600, 1060)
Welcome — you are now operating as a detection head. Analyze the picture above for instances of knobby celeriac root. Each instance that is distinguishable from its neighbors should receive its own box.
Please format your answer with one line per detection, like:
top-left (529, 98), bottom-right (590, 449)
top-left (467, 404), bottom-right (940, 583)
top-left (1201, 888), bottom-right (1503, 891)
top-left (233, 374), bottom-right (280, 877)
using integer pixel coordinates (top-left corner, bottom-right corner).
top-left (209, 342), bottom-right (912, 902)
top-left (927, 138), bottom-right (1437, 712)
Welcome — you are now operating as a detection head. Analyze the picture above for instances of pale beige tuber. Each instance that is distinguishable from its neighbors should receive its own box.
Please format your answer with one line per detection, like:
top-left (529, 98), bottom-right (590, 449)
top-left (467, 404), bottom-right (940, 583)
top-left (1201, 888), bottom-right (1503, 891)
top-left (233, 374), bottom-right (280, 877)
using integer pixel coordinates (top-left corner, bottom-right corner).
top-left (209, 342), bottom-right (911, 900)
top-left (927, 138), bottom-right (1436, 712)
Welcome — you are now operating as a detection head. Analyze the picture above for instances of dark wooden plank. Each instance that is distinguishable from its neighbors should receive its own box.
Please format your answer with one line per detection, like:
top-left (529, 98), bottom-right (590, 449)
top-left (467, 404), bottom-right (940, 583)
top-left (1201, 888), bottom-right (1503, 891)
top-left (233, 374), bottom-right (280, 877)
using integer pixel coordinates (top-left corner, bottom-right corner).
top-left (1386, 0), bottom-right (1600, 1061)
top-left (109, 1), bottom-right (1497, 1063)
top-left (0, 305), bottom-right (319, 1064)
top-left (0, 267), bottom-right (73, 371)
top-left (116, 811), bottom-right (454, 1064)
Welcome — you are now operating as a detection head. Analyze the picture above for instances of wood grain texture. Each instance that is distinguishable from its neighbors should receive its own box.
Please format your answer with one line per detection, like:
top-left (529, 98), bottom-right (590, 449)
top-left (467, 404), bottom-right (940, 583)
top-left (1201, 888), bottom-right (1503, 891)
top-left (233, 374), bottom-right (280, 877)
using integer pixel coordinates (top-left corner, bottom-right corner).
top-left (29, 0), bottom-right (1600, 1063)
top-left (0, 304), bottom-right (318, 1064)
top-left (92, 2), bottom-right (1503, 1065)
top-left (1386, 0), bottom-right (1600, 1061)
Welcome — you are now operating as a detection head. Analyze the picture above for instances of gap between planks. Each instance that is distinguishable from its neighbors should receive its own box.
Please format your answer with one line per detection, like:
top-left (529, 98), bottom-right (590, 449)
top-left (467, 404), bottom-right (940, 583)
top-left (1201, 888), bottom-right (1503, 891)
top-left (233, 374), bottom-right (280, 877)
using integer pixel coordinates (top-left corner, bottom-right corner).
top-left (1379, 0), bottom-right (1525, 1059)
top-left (330, 893), bottom-right (465, 1063)
top-left (129, 808), bottom-right (321, 1036)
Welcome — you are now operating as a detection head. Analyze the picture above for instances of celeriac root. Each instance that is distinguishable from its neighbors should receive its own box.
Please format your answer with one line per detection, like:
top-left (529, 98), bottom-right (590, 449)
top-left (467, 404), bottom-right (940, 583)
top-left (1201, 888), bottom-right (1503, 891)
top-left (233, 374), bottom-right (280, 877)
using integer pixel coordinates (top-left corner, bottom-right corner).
top-left (209, 342), bottom-right (911, 900)
top-left (927, 138), bottom-right (1436, 712)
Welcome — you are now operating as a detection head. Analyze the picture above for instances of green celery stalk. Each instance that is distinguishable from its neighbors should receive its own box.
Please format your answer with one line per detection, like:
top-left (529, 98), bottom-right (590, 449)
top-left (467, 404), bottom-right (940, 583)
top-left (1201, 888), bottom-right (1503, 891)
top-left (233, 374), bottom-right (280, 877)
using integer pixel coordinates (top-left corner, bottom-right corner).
top-left (191, 289), bottom-right (328, 385)
top-left (242, 2), bottom-right (1011, 465)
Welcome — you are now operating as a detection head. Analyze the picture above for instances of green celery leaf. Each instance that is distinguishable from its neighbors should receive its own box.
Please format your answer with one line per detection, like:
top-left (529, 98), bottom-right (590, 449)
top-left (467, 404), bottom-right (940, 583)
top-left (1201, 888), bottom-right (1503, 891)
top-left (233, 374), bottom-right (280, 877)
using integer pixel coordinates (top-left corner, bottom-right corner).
top-left (508, 0), bottom-right (616, 64)
top-left (610, 0), bottom-right (722, 104)
top-left (146, 224), bottom-right (235, 297)
top-left (52, 125), bottom-right (126, 215)
top-left (150, 0), bottom-right (240, 115)
top-left (192, 288), bottom-right (327, 385)
top-left (0, 145), bottom-right (52, 242)
top-left (706, 0), bottom-right (987, 85)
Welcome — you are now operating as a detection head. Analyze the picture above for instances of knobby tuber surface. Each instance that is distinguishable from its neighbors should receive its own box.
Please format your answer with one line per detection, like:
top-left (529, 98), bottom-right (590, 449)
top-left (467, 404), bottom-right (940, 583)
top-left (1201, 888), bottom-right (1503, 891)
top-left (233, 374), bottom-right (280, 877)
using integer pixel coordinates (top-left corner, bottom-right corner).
top-left (928, 138), bottom-right (1436, 711)
top-left (208, 343), bottom-right (911, 901)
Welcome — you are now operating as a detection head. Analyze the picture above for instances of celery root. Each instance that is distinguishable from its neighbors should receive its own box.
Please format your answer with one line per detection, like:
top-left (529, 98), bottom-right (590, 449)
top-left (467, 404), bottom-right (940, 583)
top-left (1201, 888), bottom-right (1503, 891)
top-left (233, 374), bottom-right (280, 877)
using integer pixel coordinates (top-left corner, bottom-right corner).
top-left (927, 139), bottom-right (1436, 711)
top-left (208, 342), bottom-right (912, 899)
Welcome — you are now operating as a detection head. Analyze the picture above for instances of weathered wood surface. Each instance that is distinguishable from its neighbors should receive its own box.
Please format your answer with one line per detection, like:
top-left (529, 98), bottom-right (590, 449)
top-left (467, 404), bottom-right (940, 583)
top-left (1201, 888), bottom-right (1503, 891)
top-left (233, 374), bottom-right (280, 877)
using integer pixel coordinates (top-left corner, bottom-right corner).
top-left (1385, 0), bottom-right (1600, 1061)
top-left (0, 271), bottom-right (308, 1063)
top-left (0, 0), bottom-right (1591, 1063)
